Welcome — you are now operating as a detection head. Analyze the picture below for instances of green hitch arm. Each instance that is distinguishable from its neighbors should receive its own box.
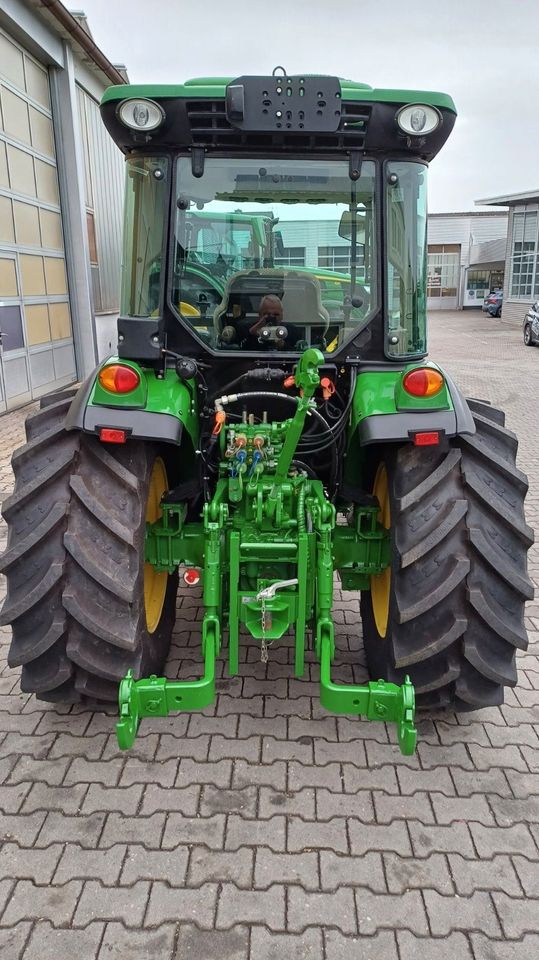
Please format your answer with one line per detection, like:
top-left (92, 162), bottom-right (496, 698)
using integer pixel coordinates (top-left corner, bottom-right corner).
top-left (273, 348), bottom-right (325, 485)
top-left (116, 633), bottom-right (216, 750)
top-left (319, 633), bottom-right (417, 755)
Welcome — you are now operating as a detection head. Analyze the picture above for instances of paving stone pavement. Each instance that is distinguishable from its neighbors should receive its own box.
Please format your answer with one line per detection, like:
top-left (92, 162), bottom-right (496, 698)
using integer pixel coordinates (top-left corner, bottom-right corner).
top-left (0, 309), bottom-right (537, 959)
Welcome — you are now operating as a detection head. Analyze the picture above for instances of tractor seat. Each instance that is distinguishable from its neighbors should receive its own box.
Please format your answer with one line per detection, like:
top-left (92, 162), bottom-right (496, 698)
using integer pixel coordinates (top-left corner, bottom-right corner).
top-left (213, 269), bottom-right (330, 339)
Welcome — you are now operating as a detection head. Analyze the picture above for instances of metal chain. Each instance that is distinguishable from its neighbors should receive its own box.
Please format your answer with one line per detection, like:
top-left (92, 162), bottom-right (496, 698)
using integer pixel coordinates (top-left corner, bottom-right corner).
top-left (256, 579), bottom-right (298, 664)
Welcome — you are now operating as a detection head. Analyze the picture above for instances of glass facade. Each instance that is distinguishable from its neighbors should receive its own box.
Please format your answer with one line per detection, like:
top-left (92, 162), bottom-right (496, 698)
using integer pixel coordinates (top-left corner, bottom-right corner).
top-left (510, 211), bottom-right (539, 298)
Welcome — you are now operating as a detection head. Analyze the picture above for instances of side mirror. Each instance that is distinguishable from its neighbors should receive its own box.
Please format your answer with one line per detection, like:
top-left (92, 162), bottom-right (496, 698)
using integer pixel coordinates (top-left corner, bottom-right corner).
top-left (338, 210), bottom-right (366, 242)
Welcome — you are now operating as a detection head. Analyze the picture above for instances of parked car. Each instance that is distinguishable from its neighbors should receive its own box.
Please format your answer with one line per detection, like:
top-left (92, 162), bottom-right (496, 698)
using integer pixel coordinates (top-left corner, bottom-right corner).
top-left (482, 290), bottom-right (503, 317)
top-left (523, 301), bottom-right (539, 346)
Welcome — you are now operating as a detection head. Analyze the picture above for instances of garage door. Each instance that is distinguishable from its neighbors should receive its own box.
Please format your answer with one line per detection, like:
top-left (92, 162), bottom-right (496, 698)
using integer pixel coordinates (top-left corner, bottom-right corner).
top-left (427, 244), bottom-right (460, 312)
top-left (0, 28), bottom-right (76, 412)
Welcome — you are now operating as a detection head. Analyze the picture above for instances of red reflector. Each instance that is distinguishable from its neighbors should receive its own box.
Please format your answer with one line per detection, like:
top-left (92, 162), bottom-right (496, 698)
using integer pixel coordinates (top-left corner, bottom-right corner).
top-left (413, 431), bottom-right (440, 446)
top-left (183, 568), bottom-right (201, 586)
top-left (99, 428), bottom-right (127, 444)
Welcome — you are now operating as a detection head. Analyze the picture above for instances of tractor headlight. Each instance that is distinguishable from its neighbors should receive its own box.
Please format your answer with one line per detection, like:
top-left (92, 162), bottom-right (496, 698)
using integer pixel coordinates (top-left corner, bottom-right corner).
top-left (396, 104), bottom-right (441, 136)
top-left (118, 98), bottom-right (165, 132)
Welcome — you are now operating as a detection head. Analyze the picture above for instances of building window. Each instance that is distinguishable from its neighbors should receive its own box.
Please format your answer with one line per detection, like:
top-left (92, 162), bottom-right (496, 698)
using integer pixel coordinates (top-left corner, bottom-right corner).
top-left (275, 246), bottom-right (305, 267)
top-left (510, 211), bottom-right (538, 299)
top-left (318, 245), bottom-right (357, 272)
top-left (467, 270), bottom-right (490, 292)
top-left (427, 244), bottom-right (460, 297)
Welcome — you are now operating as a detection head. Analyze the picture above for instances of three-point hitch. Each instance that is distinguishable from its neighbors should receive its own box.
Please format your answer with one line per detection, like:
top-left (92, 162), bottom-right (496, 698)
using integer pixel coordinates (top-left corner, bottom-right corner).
top-left (116, 349), bottom-right (417, 755)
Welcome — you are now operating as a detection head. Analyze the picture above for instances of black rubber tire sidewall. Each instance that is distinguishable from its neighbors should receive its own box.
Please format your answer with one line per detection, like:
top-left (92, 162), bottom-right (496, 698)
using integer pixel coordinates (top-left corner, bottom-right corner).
top-left (360, 404), bottom-right (533, 712)
top-left (1, 396), bottom-right (178, 704)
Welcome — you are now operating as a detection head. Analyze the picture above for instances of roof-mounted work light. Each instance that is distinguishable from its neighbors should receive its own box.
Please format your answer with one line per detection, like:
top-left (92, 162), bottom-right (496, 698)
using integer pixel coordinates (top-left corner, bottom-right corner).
top-left (396, 104), bottom-right (441, 135)
top-left (117, 98), bottom-right (165, 131)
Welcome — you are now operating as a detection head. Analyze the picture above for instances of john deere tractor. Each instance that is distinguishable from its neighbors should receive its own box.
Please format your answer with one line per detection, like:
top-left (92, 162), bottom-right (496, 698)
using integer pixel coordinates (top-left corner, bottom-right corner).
top-left (0, 71), bottom-right (533, 755)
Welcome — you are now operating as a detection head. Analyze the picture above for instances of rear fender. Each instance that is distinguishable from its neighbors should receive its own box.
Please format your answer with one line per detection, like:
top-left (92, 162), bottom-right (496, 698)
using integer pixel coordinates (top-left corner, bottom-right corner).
top-left (65, 359), bottom-right (198, 447)
top-left (351, 364), bottom-right (475, 447)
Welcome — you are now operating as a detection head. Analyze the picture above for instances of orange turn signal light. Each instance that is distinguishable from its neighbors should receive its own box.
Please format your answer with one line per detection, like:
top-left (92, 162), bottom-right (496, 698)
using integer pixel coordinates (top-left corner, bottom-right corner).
top-left (98, 364), bottom-right (140, 394)
top-left (402, 368), bottom-right (444, 398)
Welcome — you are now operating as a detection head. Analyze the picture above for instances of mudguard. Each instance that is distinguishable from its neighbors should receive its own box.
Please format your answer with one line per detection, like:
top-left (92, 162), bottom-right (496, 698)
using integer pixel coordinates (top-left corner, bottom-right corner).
top-left (351, 363), bottom-right (475, 447)
top-left (64, 359), bottom-right (198, 447)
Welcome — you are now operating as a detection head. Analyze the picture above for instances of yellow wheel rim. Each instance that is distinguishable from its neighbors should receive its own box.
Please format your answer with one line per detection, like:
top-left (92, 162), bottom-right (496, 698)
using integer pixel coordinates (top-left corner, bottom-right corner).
top-left (371, 463), bottom-right (391, 638)
top-left (144, 457), bottom-right (168, 634)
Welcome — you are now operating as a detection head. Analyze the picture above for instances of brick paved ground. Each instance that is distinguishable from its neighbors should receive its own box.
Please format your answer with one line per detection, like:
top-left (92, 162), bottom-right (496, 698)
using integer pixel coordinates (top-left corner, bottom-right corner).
top-left (0, 309), bottom-right (537, 959)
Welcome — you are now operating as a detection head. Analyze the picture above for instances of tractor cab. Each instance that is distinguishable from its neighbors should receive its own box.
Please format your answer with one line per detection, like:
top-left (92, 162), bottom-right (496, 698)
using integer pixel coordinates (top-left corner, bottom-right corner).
top-left (102, 72), bottom-right (455, 366)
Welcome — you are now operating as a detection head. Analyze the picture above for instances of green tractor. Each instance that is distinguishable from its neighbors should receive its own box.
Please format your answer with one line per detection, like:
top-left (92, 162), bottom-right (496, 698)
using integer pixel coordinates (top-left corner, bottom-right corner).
top-left (0, 71), bottom-right (533, 755)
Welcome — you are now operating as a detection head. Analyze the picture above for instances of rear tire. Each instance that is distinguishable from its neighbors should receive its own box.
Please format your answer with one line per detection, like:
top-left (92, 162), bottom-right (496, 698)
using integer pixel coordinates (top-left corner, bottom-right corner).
top-left (361, 399), bottom-right (534, 710)
top-left (0, 394), bottom-right (177, 702)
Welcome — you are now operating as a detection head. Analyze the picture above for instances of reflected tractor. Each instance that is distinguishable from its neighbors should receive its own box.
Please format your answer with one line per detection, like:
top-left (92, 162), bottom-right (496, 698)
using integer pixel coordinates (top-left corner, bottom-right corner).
top-left (0, 71), bottom-right (533, 755)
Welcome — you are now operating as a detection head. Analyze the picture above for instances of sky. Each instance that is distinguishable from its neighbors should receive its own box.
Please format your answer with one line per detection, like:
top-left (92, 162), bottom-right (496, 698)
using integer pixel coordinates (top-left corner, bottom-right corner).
top-left (78, 0), bottom-right (539, 213)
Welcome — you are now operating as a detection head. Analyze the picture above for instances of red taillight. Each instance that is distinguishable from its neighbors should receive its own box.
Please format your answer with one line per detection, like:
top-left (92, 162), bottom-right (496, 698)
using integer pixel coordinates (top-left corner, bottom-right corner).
top-left (402, 368), bottom-right (444, 398)
top-left (98, 363), bottom-right (140, 394)
top-left (183, 568), bottom-right (201, 586)
top-left (99, 428), bottom-right (127, 444)
top-left (413, 431), bottom-right (440, 446)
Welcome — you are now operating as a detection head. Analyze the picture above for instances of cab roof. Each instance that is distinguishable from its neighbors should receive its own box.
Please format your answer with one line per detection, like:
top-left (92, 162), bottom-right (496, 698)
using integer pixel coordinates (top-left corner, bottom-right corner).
top-left (102, 77), bottom-right (456, 113)
top-left (100, 75), bottom-right (456, 162)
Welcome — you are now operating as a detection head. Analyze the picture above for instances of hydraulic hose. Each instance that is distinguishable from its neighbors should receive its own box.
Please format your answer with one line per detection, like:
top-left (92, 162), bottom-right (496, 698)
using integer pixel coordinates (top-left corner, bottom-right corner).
top-left (209, 368), bottom-right (287, 401)
top-left (215, 390), bottom-right (299, 411)
top-left (214, 391), bottom-right (338, 440)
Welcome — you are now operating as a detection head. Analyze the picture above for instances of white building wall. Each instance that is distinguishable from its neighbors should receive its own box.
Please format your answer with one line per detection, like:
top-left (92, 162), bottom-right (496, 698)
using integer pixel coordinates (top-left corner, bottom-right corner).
top-left (276, 220), bottom-right (345, 265)
top-left (427, 213), bottom-right (508, 309)
top-left (470, 216), bottom-right (509, 245)
top-left (427, 214), bottom-right (508, 269)
top-left (75, 83), bottom-right (124, 358)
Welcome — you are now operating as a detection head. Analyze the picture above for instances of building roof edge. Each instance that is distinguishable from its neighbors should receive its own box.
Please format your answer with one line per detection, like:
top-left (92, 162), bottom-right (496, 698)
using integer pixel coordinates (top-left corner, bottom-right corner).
top-left (475, 190), bottom-right (539, 206)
